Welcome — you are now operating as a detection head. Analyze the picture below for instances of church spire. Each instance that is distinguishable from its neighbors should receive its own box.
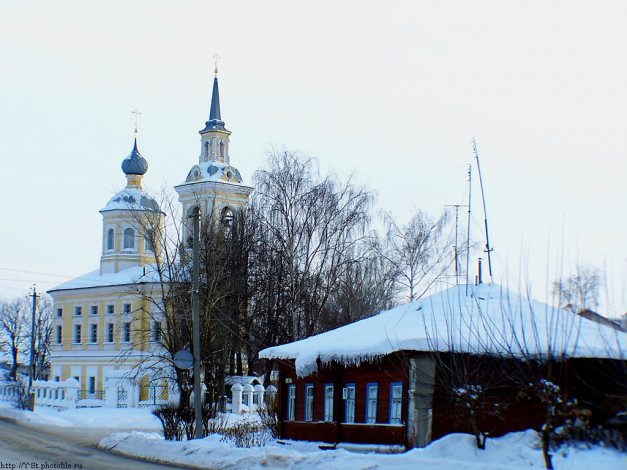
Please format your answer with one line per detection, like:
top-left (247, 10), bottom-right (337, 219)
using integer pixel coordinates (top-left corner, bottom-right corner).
top-left (209, 75), bottom-right (222, 121)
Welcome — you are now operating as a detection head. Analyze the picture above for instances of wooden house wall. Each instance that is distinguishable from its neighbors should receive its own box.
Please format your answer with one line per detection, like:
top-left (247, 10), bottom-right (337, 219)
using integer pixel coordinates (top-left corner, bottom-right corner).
top-left (277, 354), bottom-right (409, 446)
top-left (273, 353), bottom-right (625, 448)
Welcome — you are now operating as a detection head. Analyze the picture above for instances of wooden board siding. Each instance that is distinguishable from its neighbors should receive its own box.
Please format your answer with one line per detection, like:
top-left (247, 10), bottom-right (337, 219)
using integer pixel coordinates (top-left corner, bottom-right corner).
top-left (277, 355), bottom-right (409, 446)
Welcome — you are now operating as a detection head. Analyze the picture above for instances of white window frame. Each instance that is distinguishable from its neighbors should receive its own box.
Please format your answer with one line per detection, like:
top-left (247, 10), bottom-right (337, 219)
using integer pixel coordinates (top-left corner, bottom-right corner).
top-left (305, 384), bottom-right (314, 422)
top-left (90, 304), bottom-right (98, 315)
top-left (106, 304), bottom-right (115, 315)
top-left (89, 323), bottom-right (98, 343)
top-left (344, 384), bottom-right (356, 424)
top-left (73, 324), bottom-right (81, 344)
top-left (122, 322), bottom-right (131, 343)
top-left (106, 323), bottom-right (114, 343)
top-left (287, 384), bottom-right (296, 421)
top-left (56, 307), bottom-right (63, 317)
top-left (123, 227), bottom-right (135, 250)
top-left (389, 382), bottom-right (403, 425)
top-left (324, 384), bottom-right (334, 422)
top-left (74, 305), bottom-right (82, 316)
top-left (106, 227), bottom-right (115, 251)
top-left (123, 303), bottom-right (132, 314)
top-left (366, 383), bottom-right (378, 424)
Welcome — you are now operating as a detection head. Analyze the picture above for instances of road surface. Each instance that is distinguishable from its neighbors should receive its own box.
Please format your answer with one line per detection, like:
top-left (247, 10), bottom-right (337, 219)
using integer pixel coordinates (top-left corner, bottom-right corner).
top-left (0, 417), bottom-right (196, 470)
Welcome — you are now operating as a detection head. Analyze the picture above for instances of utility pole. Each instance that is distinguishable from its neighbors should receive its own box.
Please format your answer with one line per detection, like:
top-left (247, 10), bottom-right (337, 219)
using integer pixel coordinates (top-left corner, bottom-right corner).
top-left (28, 286), bottom-right (39, 411)
top-left (472, 138), bottom-right (494, 281)
top-left (191, 207), bottom-right (203, 439)
top-left (465, 165), bottom-right (472, 296)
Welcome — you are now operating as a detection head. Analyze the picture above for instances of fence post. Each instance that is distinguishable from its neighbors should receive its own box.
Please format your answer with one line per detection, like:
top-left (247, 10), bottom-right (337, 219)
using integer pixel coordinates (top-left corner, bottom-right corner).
top-left (232, 383), bottom-right (243, 413)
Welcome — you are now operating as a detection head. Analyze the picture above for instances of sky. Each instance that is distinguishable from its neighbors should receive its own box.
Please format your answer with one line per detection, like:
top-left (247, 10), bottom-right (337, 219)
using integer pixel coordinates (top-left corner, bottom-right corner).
top-left (0, 0), bottom-right (625, 315)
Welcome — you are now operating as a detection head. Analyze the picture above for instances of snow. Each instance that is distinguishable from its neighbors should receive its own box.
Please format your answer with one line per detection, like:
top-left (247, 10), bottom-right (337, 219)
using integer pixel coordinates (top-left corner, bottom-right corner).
top-left (48, 264), bottom-right (163, 292)
top-left (99, 428), bottom-right (626, 470)
top-left (0, 401), bottom-right (161, 429)
top-left (259, 283), bottom-right (627, 377)
top-left (101, 187), bottom-right (160, 212)
top-left (0, 402), bottom-right (623, 469)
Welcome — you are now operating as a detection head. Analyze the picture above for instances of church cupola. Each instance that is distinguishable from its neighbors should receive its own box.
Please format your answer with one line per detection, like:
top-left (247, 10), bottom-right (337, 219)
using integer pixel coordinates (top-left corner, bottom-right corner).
top-left (121, 139), bottom-right (148, 189)
top-left (100, 126), bottom-right (162, 275)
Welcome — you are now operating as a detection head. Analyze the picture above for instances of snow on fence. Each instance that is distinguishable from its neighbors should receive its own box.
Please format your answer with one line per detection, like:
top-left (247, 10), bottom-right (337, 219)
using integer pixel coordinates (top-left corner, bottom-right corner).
top-left (1, 376), bottom-right (276, 413)
top-left (231, 383), bottom-right (276, 413)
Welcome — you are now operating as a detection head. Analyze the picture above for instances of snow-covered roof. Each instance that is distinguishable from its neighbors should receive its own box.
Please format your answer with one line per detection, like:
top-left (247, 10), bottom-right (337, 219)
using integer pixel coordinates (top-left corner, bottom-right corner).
top-left (181, 161), bottom-right (245, 185)
top-left (259, 283), bottom-right (626, 377)
top-left (48, 264), bottom-right (162, 292)
top-left (101, 187), bottom-right (160, 212)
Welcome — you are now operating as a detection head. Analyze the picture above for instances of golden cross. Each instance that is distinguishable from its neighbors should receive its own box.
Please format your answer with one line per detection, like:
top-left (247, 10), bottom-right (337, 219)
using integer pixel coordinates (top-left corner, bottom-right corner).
top-left (131, 109), bottom-right (142, 135)
top-left (213, 53), bottom-right (220, 75)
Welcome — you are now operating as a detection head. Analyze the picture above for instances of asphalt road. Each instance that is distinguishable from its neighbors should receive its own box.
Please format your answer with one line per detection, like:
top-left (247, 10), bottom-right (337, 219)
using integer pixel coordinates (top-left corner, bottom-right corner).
top-left (0, 417), bottom-right (195, 470)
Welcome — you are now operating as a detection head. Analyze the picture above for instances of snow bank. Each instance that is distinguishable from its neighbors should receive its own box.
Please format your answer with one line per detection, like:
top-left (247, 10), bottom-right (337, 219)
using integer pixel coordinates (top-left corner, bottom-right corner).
top-left (0, 401), bottom-right (160, 430)
top-left (99, 429), bottom-right (627, 470)
top-left (260, 283), bottom-right (627, 376)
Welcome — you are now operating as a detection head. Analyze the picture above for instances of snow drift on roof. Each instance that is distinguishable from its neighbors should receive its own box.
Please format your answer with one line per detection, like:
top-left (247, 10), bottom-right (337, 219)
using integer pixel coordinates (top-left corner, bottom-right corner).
top-left (259, 283), bottom-right (626, 377)
top-left (48, 264), bottom-right (162, 292)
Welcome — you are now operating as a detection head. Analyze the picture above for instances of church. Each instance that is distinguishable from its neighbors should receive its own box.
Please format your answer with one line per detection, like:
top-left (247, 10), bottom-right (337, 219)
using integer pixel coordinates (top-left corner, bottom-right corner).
top-left (47, 69), bottom-right (253, 405)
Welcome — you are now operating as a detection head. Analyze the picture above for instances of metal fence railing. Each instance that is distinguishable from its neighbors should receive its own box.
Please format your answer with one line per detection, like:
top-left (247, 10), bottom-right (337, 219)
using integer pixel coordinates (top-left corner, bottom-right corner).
top-left (77, 390), bottom-right (104, 400)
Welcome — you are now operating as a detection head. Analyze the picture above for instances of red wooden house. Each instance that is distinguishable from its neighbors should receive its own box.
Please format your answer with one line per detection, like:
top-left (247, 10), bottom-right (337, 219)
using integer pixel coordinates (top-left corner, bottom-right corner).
top-left (259, 283), bottom-right (626, 449)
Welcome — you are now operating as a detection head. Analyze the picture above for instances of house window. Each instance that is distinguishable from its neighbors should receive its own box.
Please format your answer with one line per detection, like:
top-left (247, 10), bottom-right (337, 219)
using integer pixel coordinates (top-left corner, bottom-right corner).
top-left (123, 303), bottom-right (132, 314)
top-left (106, 323), bottom-right (114, 343)
top-left (305, 384), bottom-right (314, 422)
top-left (74, 324), bottom-right (81, 343)
top-left (324, 384), bottom-right (334, 422)
top-left (344, 384), bottom-right (356, 423)
top-left (90, 324), bottom-right (97, 343)
top-left (123, 322), bottom-right (131, 342)
top-left (56, 308), bottom-right (63, 317)
top-left (106, 228), bottom-right (114, 250)
top-left (123, 228), bottom-right (135, 249)
top-left (74, 306), bottom-right (82, 316)
top-left (56, 325), bottom-right (62, 344)
top-left (366, 383), bottom-right (378, 424)
top-left (88, 376), bottom-right (96, 394)
top-left (390, 382), bottom-right (403, 425)
top-left (106, 304), bottom-right (114, 315)
top-left (153, 321), bottom-right (162, 342)
top-left (287, 384), bottom-right (296, 421)
top-left (90, 305), bottom-right (98, 315)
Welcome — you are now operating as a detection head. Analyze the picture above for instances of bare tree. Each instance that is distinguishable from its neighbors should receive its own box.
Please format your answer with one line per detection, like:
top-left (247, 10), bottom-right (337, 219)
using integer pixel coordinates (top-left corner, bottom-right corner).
top-left (0, 298), bottom-right (29, 380)
top-left (383, 209), bottom-right (454, 301)
top-left (553, 264), bottom-right (601, 313)
top-left (249, 149), bottom-right (375, 345)
top-left (29, 294), bottom-right (54, 381)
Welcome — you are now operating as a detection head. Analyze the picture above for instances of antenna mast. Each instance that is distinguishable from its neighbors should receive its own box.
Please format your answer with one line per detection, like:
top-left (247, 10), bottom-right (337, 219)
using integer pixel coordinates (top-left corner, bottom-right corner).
top-left (445, 203), bottom-right (468, 285)
top-left (465, 164), bottom-right (472, 295)
top-left (472, 138), bottom-right (493, 282)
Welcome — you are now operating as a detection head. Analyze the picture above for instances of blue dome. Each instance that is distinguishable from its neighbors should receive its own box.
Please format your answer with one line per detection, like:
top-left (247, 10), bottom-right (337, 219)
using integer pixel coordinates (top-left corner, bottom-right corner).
top-left (121, 139), bottom-right (148, 176)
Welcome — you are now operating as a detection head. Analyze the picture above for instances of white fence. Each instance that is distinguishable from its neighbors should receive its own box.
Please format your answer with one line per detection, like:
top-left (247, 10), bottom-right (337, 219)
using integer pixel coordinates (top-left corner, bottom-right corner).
top-left (0, 377), bottom-right (276, 412)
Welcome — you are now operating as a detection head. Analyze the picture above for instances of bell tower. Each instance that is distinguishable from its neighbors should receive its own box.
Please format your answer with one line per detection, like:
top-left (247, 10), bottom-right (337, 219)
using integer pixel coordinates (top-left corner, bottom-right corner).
top-left (174, 61), bottom-right (253, 233)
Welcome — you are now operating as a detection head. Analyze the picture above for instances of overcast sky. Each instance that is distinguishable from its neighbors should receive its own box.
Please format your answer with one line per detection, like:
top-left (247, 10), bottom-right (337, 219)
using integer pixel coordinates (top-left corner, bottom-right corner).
top-left (1, 1), bottom-right (625, 315)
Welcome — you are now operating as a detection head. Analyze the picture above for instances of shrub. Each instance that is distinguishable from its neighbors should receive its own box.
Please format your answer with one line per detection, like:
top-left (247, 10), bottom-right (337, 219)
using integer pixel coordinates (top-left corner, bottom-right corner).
top-left (258, 394), bottom-right (280, 439)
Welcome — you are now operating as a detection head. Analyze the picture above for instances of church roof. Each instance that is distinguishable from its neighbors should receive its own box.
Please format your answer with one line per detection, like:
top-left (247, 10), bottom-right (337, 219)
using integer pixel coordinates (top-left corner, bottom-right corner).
top-left (101, 187), bottom-right (160, 212)
top-left (48, 264), bottom-right (162, 293)
top-left (121, 139), bottom-right (148, 176)
top-left (201, 76), bottom-right (227, 132)
top-left (259, 283), bottom-right (627, 377)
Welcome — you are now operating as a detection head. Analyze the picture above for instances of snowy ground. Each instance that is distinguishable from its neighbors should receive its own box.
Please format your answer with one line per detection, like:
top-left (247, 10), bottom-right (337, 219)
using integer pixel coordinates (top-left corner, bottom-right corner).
top-left (0, 402), bottom-right (624, 470)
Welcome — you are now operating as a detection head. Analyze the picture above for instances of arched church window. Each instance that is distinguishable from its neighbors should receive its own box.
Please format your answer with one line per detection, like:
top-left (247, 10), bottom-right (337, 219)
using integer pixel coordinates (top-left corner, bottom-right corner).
top-left (219, 141), bottom-right (225, 160)
top-left (106, 228), bottom-right (114, 251)
top-left (205, 141), bottom-right (210, 160)
top-left (123, 228), bottom-right (135, 249)
top-left (145, 230), bottom-right (154, 252)
top-left (221, 206), bottom-right (235, 229)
